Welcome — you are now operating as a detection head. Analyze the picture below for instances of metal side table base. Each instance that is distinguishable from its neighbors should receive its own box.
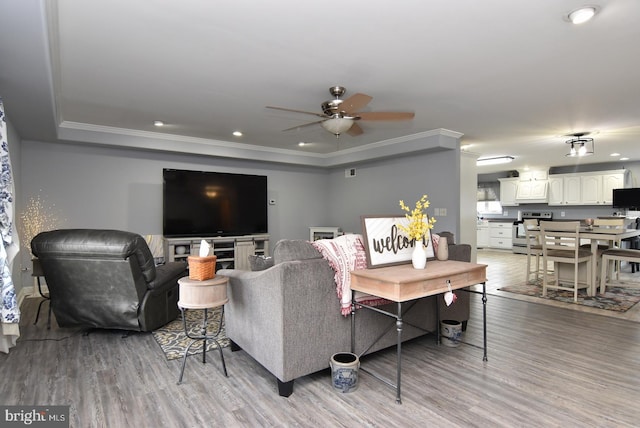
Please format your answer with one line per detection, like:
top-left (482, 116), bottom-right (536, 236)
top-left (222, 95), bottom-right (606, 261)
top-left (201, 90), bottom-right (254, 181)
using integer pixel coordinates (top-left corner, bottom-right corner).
top-left (177, 306), bottom-right (228, 385)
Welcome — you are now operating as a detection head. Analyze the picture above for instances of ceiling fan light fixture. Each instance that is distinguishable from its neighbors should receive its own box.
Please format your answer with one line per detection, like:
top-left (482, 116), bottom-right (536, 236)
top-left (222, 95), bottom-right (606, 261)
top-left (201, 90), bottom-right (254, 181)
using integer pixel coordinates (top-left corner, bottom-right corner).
top-left (476, 156), bottom-right (514, 166)
top-left (321, 117), bottom-right (354, 136)
top-left (567, 6), bottom-right (596, 24)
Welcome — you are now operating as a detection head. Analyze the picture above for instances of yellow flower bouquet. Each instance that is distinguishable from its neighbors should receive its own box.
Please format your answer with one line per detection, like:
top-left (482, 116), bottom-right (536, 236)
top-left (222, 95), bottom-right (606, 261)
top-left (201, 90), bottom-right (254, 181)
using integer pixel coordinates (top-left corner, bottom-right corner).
top-left (398, 194), bottom-right (437, 243)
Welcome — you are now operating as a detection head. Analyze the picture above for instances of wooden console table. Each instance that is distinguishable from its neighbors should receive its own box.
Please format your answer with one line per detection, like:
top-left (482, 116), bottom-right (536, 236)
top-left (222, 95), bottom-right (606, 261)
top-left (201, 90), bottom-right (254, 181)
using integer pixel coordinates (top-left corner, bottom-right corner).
top-left (350, 260), bottom-right (488, 404)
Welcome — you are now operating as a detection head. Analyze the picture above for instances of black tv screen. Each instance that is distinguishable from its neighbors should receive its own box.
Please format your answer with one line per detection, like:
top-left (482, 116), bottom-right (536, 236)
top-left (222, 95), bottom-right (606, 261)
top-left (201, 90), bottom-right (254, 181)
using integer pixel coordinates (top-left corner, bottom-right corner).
top-left (163, 169), bottom-right (268, 237)
top-left (612, 188), bottom-right (640, 210)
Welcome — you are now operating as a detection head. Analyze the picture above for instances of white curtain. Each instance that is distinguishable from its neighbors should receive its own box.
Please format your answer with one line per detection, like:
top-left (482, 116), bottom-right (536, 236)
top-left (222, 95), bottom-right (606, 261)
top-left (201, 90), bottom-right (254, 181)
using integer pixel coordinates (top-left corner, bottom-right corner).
top-left (0, 98), bottom-right (20, 353)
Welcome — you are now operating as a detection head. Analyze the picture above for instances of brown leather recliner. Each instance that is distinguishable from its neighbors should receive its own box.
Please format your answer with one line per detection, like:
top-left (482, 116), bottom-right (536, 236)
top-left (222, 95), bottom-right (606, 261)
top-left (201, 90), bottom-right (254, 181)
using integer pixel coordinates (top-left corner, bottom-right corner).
top-left (31, 229), bottom-right (187, 331)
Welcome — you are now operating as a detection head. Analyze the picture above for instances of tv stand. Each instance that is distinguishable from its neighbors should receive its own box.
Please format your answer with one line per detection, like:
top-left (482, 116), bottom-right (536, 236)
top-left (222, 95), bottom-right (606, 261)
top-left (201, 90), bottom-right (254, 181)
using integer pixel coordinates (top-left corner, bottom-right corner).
top-left (164, 234), bottom-right (269, 271)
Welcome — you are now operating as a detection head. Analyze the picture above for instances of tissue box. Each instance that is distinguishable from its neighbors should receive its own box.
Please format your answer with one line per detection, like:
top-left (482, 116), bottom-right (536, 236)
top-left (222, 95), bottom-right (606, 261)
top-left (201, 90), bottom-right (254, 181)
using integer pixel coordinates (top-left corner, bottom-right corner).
top-left (187, 256), bottom-right (217, 281)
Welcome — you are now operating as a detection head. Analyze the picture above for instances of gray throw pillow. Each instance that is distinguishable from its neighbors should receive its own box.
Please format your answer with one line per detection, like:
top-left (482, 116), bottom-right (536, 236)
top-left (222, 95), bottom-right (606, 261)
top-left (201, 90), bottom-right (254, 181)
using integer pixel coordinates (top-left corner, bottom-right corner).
top-left (248, 255), bottom-right (274, 271)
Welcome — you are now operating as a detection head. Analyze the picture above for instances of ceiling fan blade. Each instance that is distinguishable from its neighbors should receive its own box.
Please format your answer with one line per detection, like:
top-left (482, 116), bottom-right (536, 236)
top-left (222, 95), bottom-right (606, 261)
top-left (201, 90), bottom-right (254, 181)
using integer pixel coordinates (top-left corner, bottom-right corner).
top-left (282, 120), bottom-right (324, 132)
top-left (266, 106), bottom-right (327, 118)
top-left (340, 93), bottom-right (373, 114)
top-left (356, 111), bottom-right (415, 121)
top-left (347, 122), bottom-right (364, 136)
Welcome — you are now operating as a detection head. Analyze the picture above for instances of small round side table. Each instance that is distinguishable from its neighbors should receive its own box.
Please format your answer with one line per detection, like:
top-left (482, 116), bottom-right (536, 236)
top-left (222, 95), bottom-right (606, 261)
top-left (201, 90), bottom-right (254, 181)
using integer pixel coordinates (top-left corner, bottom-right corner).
top-left (176, 275), bottom-right (229, 385)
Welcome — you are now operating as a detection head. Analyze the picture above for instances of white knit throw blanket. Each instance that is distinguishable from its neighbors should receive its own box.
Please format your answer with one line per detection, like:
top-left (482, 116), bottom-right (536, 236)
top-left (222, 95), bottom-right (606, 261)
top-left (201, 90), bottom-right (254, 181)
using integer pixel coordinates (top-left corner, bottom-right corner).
top-left (311, 234), bottom-right (390, 316)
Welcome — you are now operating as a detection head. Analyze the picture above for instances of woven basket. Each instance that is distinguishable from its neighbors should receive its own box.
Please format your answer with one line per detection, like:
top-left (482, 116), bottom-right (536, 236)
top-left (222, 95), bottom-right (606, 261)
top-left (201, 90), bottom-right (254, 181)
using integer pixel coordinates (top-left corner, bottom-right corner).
top-left (187, 256), bottom-right (217, 281)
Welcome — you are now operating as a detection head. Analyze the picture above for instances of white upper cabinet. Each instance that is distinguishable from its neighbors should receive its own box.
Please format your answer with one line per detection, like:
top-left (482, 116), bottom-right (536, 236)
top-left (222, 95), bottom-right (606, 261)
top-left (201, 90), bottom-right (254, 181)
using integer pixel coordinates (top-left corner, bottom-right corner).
top-left (580, 174), bottom-right (602, 205)
top-left (498, 178), bottom-right (519, 206)
top-left (547, 170), bottom-right (626, 206)
top-left (516, 180), bottom-right (548, 202)
top-left (548, 176), bottom-right (564, 205)
top-left (601, 172), bottom-right (626, 205)
top-left (514, 170), bottom-right (549, 203)
top-left (564, 175), bottom-right (582, 205)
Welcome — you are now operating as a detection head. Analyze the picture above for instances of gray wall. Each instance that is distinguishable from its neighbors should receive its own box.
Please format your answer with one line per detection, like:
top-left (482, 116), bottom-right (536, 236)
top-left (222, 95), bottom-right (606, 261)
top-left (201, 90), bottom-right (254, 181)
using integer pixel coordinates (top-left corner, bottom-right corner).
top-left (327, 150), bottom-right (459, 235)
top-left (19, 139), bottom-right (462, 290)
top-left (21, 140), bottom-right (331, 241)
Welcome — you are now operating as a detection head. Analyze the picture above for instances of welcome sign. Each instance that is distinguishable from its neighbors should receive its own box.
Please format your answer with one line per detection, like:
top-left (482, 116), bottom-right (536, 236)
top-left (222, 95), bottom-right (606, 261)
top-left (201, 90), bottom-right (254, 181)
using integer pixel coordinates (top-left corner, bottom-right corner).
top-left (361, 215), bottom-right (434, 268)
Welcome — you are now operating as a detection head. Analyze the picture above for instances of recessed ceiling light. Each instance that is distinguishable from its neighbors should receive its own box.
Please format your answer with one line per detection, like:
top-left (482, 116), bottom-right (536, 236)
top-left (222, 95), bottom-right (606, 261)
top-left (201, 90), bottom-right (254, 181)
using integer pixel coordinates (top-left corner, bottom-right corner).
top-left (153, 120), bottom-right (164, 127)
top-left (610, 153), bottom-right (620, 157)
top-left (232, 131), bottom-right (243, 137)
top-left (298, 142), bottom-right (306, 147)
top-left (567, 6), bottom-right (597, 24)
top-left (620, 157), bottom-right (630, 161)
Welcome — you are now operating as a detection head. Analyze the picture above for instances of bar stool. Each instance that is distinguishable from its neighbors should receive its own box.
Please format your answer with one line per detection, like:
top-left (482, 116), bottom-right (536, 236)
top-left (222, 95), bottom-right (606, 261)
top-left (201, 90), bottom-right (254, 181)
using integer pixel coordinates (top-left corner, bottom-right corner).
top-left (176, 275), bottom-right (229, 384)
top-left (32, 258), bottom-right (52, 329)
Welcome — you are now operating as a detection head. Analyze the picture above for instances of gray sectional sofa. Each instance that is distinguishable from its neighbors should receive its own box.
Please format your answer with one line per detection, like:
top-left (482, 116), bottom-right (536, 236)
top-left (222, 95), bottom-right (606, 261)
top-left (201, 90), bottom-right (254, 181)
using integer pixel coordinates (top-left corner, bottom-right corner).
top-left (218, 235), bottom-right (471, 397)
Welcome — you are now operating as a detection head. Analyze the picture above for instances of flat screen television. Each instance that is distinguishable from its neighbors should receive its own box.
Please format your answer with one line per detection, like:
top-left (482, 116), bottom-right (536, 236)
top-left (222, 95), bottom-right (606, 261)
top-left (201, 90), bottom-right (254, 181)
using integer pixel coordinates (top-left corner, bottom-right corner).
top-left (612, 187), bottom-right (640, 210)
top-left (163, 169), bottom-right (268, 237)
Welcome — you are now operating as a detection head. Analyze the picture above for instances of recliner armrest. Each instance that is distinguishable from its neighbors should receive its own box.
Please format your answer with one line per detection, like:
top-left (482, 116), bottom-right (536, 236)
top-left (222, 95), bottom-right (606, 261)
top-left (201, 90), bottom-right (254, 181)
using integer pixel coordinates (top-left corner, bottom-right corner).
top-left (147, 261), bottom-right (187, 290)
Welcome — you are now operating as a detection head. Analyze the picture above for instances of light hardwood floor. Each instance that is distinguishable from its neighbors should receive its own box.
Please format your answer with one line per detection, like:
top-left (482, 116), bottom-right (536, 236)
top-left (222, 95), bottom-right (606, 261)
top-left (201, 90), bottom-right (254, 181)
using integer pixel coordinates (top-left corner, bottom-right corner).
top-left (2, 255), bottom-right (640, 427)
top-left (477, 249), bottom-right (640, 322)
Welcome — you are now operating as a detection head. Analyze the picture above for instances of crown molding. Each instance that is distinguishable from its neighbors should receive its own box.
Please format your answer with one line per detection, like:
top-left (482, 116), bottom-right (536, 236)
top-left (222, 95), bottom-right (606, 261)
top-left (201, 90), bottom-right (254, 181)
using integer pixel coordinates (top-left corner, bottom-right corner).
top-left (58, 121), bottom-right (463, 168)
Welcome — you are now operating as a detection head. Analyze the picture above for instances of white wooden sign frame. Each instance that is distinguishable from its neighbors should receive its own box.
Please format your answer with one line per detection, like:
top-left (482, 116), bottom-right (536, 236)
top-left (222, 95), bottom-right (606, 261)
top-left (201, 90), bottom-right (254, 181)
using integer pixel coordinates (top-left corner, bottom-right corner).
top-left (360, 215), bottom-right (434, 268)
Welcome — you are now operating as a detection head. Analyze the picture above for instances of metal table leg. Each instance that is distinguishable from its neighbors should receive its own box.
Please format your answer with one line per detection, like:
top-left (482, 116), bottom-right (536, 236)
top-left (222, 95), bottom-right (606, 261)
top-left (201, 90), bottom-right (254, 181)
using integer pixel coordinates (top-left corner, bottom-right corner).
top-left (395, 301), bottom-right (403, 404)
top-left (482, 281), bottom-right (488, 361)
top-left (177, 306), bottom-right (228, 385)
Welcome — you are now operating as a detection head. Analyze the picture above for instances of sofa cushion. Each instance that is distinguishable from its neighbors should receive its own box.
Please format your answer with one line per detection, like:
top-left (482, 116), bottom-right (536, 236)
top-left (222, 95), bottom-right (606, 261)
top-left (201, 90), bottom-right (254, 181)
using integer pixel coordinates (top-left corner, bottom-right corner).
top-left (273, 239), bottom-right (322, 264)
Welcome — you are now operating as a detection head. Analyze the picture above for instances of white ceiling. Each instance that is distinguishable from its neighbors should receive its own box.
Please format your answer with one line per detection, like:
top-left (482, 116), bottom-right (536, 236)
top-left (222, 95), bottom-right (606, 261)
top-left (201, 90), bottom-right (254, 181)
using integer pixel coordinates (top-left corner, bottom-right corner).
top-left (1, 0), bottom-right (640, 173)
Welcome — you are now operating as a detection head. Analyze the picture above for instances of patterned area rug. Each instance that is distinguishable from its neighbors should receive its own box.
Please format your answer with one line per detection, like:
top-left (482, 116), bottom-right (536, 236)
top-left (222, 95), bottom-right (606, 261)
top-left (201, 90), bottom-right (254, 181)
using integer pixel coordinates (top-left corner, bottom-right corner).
top-left (498, 283), bottom-right (640, 312)
top-left (152, 308), bottom-right (229, 360)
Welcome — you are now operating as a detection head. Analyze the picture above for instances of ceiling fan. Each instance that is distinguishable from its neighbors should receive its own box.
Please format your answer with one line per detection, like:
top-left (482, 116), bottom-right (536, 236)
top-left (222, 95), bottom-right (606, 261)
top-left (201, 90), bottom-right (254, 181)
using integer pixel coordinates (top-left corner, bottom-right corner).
top-left (266, 86), bottom-right (415, 137)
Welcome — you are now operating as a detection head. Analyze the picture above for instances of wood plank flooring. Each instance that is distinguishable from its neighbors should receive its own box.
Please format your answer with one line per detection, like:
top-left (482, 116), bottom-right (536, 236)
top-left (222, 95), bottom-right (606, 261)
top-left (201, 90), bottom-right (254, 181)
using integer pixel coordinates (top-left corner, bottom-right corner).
top-left (2, 255), bottom-right (640, 427)
top-left (477, 249), bottom-right (640, 322)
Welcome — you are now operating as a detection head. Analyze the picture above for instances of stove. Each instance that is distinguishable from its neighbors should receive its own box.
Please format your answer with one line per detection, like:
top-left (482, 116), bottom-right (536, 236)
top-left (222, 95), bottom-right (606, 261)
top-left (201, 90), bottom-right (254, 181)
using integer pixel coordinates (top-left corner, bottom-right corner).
top-left (512, 211), bottom-right (553, 254)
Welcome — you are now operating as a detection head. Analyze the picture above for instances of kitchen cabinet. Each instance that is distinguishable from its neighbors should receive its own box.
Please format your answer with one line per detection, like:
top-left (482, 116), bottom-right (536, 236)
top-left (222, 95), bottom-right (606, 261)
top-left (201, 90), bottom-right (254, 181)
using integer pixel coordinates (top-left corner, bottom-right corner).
top-left (489, 222), bottom-right (512, 249)
top-left (515, 170), bottom-right (549, 203)
top-left (564, 175), bottom-right (582, 205)
top-left (580, 172), bottom-right (625, 205)
top-left (515, 180), bottom-right (548, 202)
top-left (601, 172), bottom-right (626, 204)
top-left (477, 221), bottom-right (490, 248)
top-left (498, 178), bottom-right (519, 206)
top-left (547, 170), bottom-right (626, 206)
top-left (548, 176), bottom-right (564, 205)
top-left (580, 174), bottom-right (602, 205)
